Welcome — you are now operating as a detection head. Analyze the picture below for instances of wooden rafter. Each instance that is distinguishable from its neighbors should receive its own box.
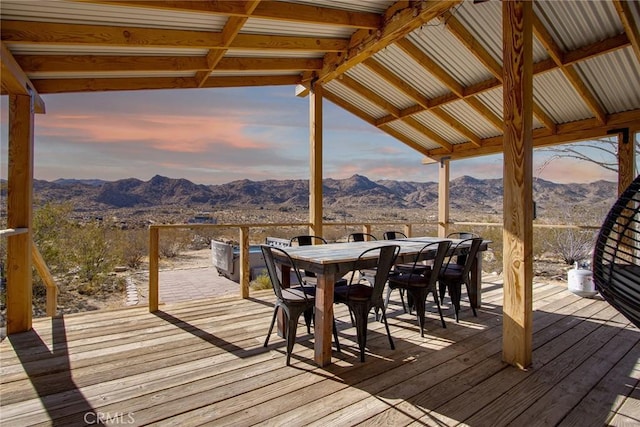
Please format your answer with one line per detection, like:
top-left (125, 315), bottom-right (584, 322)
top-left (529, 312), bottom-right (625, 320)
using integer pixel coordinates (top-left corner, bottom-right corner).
top-left (0, 42), bottom-right (45, 113)
top-left (74, 0), bottom-right (382, 29)
top-left (317, 0), bottom-right (460, 84)
top-left (337, 75), bottom-right (401, 118)
top-left (1, 20), bottom-right (348, 52)
top-left (613, 0), bottom-right (640, 64)
top-left (195, 0), bottom-right (261, 88)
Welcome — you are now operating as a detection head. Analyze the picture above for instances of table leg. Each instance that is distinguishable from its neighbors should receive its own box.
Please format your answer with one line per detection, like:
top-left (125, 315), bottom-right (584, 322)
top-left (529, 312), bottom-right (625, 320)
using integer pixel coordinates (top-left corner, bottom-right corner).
top-left (315, 270), bottom-right (336, 367)
top-left (469, 252), bottom-right (483, 308)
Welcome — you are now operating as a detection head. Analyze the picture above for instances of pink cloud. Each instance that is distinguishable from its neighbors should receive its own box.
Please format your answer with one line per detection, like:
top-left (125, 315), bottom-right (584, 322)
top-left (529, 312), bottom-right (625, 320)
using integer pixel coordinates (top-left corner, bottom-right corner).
top-left (36, 112), bottom-right (263, 153)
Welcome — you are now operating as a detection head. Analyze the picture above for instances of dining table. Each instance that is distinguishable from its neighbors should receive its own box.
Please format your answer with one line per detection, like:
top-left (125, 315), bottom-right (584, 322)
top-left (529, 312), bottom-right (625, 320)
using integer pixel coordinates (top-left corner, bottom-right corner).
top-left (273, 236), bottom-right (490, 367)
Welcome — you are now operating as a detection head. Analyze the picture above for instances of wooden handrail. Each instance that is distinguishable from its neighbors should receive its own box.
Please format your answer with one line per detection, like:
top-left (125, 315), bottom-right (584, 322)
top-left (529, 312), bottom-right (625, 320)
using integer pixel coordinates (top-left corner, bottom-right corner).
top-left (31, 241), bottom-right (58, 317)
top-left (0, 227), bottom-right (28, 237)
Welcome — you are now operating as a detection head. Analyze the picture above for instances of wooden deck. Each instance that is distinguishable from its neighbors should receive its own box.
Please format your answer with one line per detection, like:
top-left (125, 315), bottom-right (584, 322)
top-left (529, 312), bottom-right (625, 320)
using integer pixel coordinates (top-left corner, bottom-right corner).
top-left (1, 276), bottom-right (639, 426)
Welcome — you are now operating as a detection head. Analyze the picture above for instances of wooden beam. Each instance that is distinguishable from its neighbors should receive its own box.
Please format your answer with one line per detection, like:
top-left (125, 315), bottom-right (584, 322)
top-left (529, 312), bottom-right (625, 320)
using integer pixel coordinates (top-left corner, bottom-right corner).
top-left (239, 226), bottom-right (250, 298)
top-left (363, 58), bottom-right (431, 109)
top-left (1, 42), bottom-right (45, 113)
top-left (16, 55), bottom-right (322, 73)
top-left (431, 107), bottom-right (482, 147)
top-left (6, 94), bottom-right (34, 334)
top-left (613, 0), bottom-right (640, 64)
top-left (75, 0), bottom-right (382, 29)
top-left (426, 109), bottom-right (640, 161)
top-left (1, 20), bottom-right (347, 52)
top-left (32, 242), bottom-right (58, 317)
top-left (614, 128), bottom-right (636, 195)
top-left (309, 83), bottom-right (323, 239)
top-left (502, 0), bottom-right (534, 370)
top-left (32, 75), bottom-right (299, 93)
top-left (317, 1), bottom-right (460, 84)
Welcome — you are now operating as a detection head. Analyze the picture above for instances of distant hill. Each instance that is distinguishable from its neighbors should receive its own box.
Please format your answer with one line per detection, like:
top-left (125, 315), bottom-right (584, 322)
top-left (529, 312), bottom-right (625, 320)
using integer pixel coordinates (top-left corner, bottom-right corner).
top-left (28, 174), bottom-right (618, 219)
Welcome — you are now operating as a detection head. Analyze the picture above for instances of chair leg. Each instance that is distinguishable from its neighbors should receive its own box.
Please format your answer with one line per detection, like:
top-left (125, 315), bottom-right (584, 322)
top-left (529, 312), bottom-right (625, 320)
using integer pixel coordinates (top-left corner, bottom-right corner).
top-left (380, 309), bottom-right (395, 351)
top-left (432, 287), bottom-right (446, 328)
top-left (399, 289), bottom-right (408, 313)
top-left (408, 287), bottom-right (428, 337)
top-left (333, 318), bottom-right (341, 353)
top-left (303, 308), bottom-right (313, 334)
top-left (285, 307), bottom-right (304, 366)
top-left (464, 281), bottom-right (477, 317)
top-left (264, 306), bottom-right (279, 347)
top-left (350, 303), bottom-right (369, 362)
top-left (448, 283), bottom-right (461, 323)
top-left (439, 281), bottom-right (447, 304)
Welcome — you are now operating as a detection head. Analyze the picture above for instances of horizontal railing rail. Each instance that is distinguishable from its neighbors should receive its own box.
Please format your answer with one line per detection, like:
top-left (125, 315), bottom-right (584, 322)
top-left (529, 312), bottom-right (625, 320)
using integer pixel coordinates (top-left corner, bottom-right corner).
top-left (147, 220), bottom-right (602, 312)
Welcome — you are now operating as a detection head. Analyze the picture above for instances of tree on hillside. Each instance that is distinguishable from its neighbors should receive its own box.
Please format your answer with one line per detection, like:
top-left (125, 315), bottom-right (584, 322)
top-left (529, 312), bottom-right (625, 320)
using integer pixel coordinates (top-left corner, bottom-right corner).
top-left (535, 135), bottom-right (640, 175)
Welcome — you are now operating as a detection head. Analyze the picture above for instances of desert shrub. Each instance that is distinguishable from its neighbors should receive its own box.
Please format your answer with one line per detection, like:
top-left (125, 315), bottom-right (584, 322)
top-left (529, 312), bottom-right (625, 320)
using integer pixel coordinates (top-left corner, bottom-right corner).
top-left (250, 271), bottom-right (272, 290)
top-left (158, 229), bottom-right (190, 258)
top-left (540, 227), bottom-right (597, 265)
top-left (33, 202), bottom-right (75, 278)
top-left (69, 221), bottom-right (114, 283)
top-left (113, 228), bottom-right (147, 269)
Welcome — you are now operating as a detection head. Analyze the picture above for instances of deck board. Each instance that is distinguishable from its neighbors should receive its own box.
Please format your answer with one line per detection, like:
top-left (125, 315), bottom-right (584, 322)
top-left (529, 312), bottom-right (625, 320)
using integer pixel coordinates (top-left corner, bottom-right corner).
top-left (1, 278), bottom-right (639, 426)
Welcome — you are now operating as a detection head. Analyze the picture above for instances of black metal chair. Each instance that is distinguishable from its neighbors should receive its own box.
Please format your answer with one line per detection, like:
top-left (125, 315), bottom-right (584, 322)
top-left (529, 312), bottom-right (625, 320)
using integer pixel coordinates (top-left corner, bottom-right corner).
top-left (438, 237), bottom-right (483, 322)
top-left (334, 244), bottom-right (400, 362)
top-left (290, 235), bottom-right (327, 246)
top-left (261, 245), bottom-right (339, 365)
top-left (348, 232), bottom-right (377, 242)
top-left (446, 231), bottom-right (480, 266)
top-left (383, 231), bottom-right (408, 240)
top-left (593, 174), bottom-right (640, 328)
top-left (386, 240), bottom-right (451, 336)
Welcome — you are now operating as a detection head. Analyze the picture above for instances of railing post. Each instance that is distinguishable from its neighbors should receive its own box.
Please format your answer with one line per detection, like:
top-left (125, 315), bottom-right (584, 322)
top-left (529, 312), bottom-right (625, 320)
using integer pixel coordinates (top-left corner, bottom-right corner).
top-left (32, 242), bottom-right (58, 317)
top-left (149, 226), bottom-right (159, 312)
top-left (362, 224), bottom-right (372, 239)
top-left (239, 226), bottom-right (250, 298)
top-left (403, 224), bottom-right (412, 238)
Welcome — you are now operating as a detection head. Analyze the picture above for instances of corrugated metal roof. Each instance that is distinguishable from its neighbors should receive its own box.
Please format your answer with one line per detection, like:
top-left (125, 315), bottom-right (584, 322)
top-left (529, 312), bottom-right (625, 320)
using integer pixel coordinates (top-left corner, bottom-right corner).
top-left (324, 80), bottom-right (388, 120)
top-left (242, 17), bottom-right (354, 38)
top-left (440, 101), bottom-right (502, 139)
top-left (373, 44), bottom-right (451, 99)
top-left (412, 110), bottom-right (468, 145)
top-left (534, 0), bottom-right (622, 52)
top-left (345, 64), bottom-right (417, 110)
top-left (284, 0), bottom-right (393, 14)
top-left (576, 47), bottom-right (640, 114)
top-left (385, 120), bottom-right (442, 151)
top-left (533, 69), bottom-right (594, 124)
top-left (454, 1), bottom-right (549, 67)
top-left (407, 22), bottom-right (493, 86)
top-left (0, 0), bottom-right (226, 31)
top-left (1, 0), bottom-right (638, 162)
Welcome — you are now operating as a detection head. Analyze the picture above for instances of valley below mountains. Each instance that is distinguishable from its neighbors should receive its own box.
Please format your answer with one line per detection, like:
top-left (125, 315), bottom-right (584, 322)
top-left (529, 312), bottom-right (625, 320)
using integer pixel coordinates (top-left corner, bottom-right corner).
top-left (21, 174), bottom-right (617, 226)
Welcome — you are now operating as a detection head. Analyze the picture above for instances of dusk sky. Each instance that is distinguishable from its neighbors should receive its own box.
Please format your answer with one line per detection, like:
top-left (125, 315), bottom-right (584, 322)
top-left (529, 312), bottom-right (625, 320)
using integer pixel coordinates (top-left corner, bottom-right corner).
top-left (0, 85), bottom-right (634, 185)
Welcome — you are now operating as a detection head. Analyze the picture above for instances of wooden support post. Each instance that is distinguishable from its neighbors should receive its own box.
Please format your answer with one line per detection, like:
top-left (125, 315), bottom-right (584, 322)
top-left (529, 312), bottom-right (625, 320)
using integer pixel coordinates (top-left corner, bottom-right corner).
top-left (615, 128), bottom-right (636, 195)
top-left (362, 224), bottom-right (372, 238)
top-left (502, 0), bottom-right (534, 369)
top-left (240, 226), bottom-right (250, 298)
top-left (6, 94), bottom-right (34, 334)
top-left (149, 226), bottom-right (159, 312)
top-left (438, 158), bottom-right (450, 238)
top-left (309, 82), bottom-right (323, 238)
top-left (403, 224), bottom-right (412, 238)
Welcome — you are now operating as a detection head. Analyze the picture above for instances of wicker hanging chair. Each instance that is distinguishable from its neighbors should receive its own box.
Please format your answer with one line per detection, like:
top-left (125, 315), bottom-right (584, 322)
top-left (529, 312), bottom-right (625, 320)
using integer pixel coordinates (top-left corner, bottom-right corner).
top-left (592, 174), bottom-right (640, 328)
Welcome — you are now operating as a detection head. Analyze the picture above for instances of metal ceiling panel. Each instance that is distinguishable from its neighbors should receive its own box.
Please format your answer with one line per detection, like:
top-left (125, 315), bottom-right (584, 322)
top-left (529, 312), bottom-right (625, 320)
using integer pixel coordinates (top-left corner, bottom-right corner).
top-left (324, 80), bottom-right (389, 120)
top-left (373, 44), bottom-right (452, 99)
top-left (452, 1), bottom-right (549, 67)
top-left (345, 64), bottom-right (417, 110)
top-left (385, 120), bottom-right (442, 151)
top-left (224, 49), bottom-right (324, 59)
top-left (407, 23), bottom-right (494, 86)
top-left (0, 0), bottom-right (226, 31)
top-left (242, 17), bottom-right (354, 38)
top-left (412, 110), bottom-right (467, 145)
top-left (440, 101), bottom-right (502, 139)
top-left (476, 88), bottom-right (545, 130)
top-left (533, 69), bottom-right (594, 124)
top-left (282, 0), bottom-right (394, 14)
top-left (576, 47), bottom-right (640, 115)
top-left (534, 0), bottom-right (623, 52)
top-left (6, 43), bottom-right (209, 57)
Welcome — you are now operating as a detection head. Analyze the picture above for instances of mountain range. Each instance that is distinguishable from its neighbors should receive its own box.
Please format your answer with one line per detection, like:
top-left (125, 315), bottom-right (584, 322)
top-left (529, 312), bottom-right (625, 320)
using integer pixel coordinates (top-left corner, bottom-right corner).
top-left (23, 174), bottom-right (617, 218)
